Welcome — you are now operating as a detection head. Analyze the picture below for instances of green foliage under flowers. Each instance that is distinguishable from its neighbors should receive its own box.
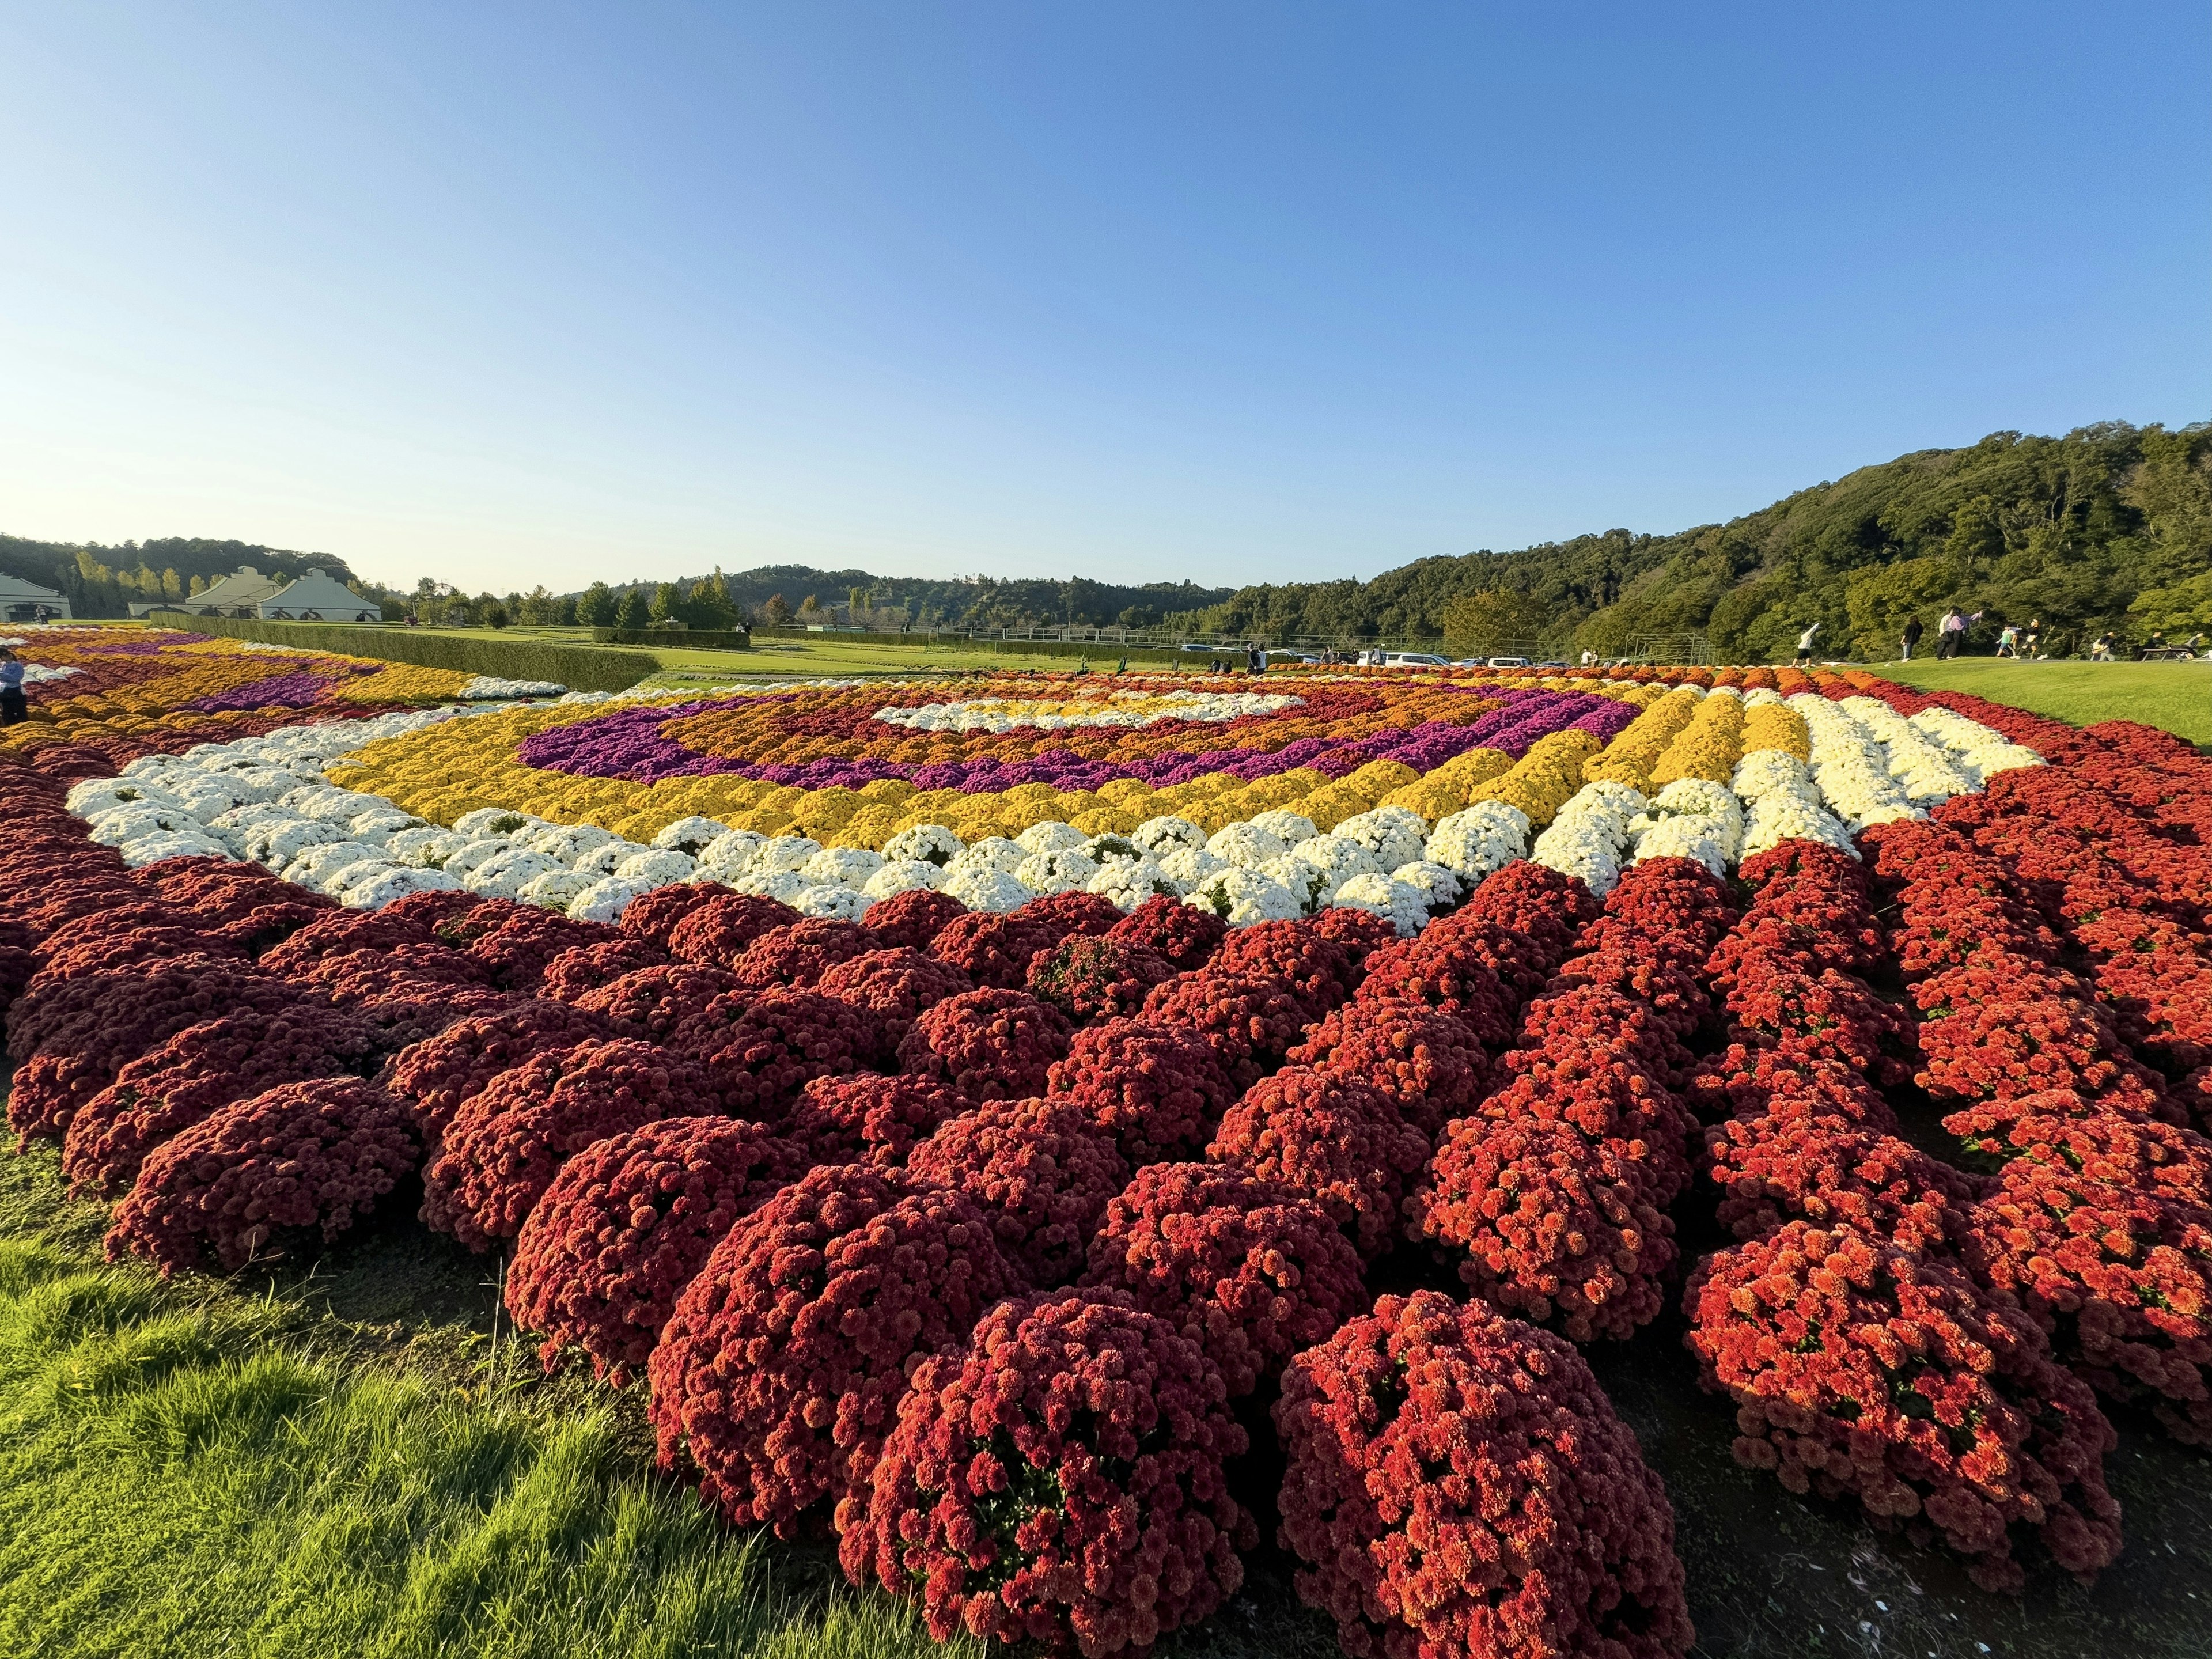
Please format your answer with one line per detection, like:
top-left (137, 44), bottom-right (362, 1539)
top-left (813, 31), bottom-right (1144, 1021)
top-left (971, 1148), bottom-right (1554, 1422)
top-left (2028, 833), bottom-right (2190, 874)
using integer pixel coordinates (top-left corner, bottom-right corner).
top-left (145, 612), bottom-right (660, 694)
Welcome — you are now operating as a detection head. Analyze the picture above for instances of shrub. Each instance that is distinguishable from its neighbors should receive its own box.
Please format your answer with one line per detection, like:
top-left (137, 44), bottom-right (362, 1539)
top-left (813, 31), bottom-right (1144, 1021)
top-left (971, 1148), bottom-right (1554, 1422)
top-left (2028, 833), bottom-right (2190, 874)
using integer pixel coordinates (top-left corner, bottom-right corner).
top-left (1961, 1161), bottom-right (2212, 1445)
top-left (1081, 1162), bottom-right (1367, 1396)
top-left (647, 1166), bottom-right (1021, 1535)
top-left (304, 958), bottom-right (510, 1050)
top-left (1286, 999), bottom-right (1488, 1139)
top-left (256, 908), bottom-right (437, 975)
top-left (1687, 1041), bottom-right (1900, 1132)
top-left (1104, 894), bottom-right (1225, 971)
top-left (380, 888), bottom-right (491, 932)
top-left (1047, 1018), bottom-right (1236, 1163)
top-left (1353, 933), bottom-right (1516, 1049)
top-left (1689, 1222), bottom-right (2124, 1592)
top-left (1944, 1092), bottom-right (2212, 1208)
top-left (783, 1073), bottom-right (969, 1168)
top-left (677, 988), bottom-right (888, 1119)
top-left (1137, 970), bottom-right (1311, 1092)
top-left (105, 1078), bottom-right (420, 1277)
top-left (1010, 889), bottom-right (1123, 942)
top-left (574, 962), bottom-right (743, 1043)
top-left (467, 907), bottom-right (607, 992)
top-left (539, 936), bottom-right (671, 1003)
top-left (665, 892), bottom-right (803, 964)
top-left (62, 1005), bottom-right (380, 1197)
top-left (731, 918), bottom-right (872, 990)
top-left (1702, 1114), bottom-right (1979, 1252)
top-left (1306, 904), bottom-right (1398, 967)
top-left (1277, 1290), bottom-right (1694, 1659)
top-left (505, 1115), bottom-right (804, 1385)
top-left (381, 999), bottom-right (623, 1142)
top-left (623, 881), bottom-right (737, 948)
top-left (898, 987), bottom-right (1073, 1103)
top-left (860, 887), bottom-right (968, 952)
top-left (929, 911), bottom-right (1053, 990)
top-left (1209, 1067), bottom-right (1430, 1259)
top-left (840, 1289), bottom-right (1256, 1655)
top-left (144, 608), bottom-right (661, 691)
top-left (906, 1099), bottom-right (1128, 1286)
top-left (420, 1039), bottom-right (711, 1251)
top-left (1214, 921), bottom-right (1359, 1012)
top-left (1476, 1052), bottom-right (1694, 1203)
top-left (1025, 935), bottom-right (1174, 1024)
top-left (815, 946), bottom-right (972, 1044)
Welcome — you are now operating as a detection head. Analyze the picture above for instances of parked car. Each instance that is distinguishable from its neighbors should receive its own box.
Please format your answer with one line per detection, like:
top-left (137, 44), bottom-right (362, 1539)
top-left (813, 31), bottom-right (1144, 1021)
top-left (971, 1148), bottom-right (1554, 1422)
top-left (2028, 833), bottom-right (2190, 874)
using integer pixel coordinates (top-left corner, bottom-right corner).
top-left (1485, 655), bottom-right (1531, 668)
top-left (1384, 652), bottom-right (1450, 667)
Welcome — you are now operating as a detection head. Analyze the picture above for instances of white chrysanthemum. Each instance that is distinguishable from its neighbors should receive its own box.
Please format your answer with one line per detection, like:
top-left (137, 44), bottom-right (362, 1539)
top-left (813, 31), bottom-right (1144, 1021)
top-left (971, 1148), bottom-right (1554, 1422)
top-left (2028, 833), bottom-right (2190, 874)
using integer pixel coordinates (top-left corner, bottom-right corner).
top-left (346, 808), bottom-right (423, 843)
top-left (1559, 780), bottom-right (1647, 821)
top-left (319, 858), bottom-right (402, 899)
top-left (612, 848), bottom-right (696, 885)
top-left (1080, 832), bottom-right (1146, 868)
top-left (1740, 792), bottom-right (1857, 861)
top-left (1157, 845), bottom-right (1229, 896)
top-left (652, 816), bottom-right (731, 857)
top-left (1629, 818), bottom-right (1730, 879)
top-left (518, 868), bottom-right (596, 910)
top-left (242, 817), bottom-right (344, 868)
top-left (1391, 859), bottom-right (1466, 915)
top-left (947, 837), bottom-right (1027, 880)
top-left (942, 865), bottom-right (1035, 913)
top-left (385, 827), bottom-right (469, 868)
top-left (119, 830), bottom-right (232, 869)
top-left (1206, 822), bottom-right (1290, 869)
top-left (529, 821), bottom-right (622, 863)
top-left (801, 846), bottom-right (885, 888)
top-left (1087, 856), bottom-right (1180, 911)
top-left (67, 778), bottom-right (183, 816)
top-left (882, 824), bottom-right (965, 867)
top-left (1257, 854), bottom-right (1329, 915)
top-left (282, 841), bottom-right (389, 887)
top-left (1425, 802), bottom-right (1529, 882)
top-left (726, 868), bottom-right (814, 904)
top-left (461, 675), bottom-right (564, 699)
top-left (1285, 833), bottom-right (1384, 897)
top-left (465, 846), bottom-right (563, 899)
top-left (1531, 819), bottom-right (1626, 896)
top-left (1741, 687), bottom-right (1784, 708)
top-left (569, 876), bottom-right (652, 923)
top-left (88, 805), bottom-right (200, 847)
top-left (1016, 820), bottom-right (1089, 856)
top-left (1131, 815), bottom-right (1207, 858)
top-left (298, 789), bottom-right (395, 824)
top-left (750, 836), bottom-right (822, 876)
top-left (796, 884), bottom-right (873, 921)
top-left (863, 859), bottom-right (946, 899)
top-left (1330, 807), bottom-right (1429, 872)
top-left (1014, 846), bottom-right (1100, 896)
top-left (340, 866), bottom-right (465, 910)
top-left (1246, 809), bottom-right (1320, 847)
top-left (1730, 749), bottom-right (1813, 801)
top-left (454, 806), bottom-right (536, 838)
top-left (171, 779), bottom-right (247, 823)
top-left (1327, 873), bottom-right (1430, 938)
top-left (1185, 866), bottom-right (1302, 926)
top-left (441, 837), bottom-right (520, 880)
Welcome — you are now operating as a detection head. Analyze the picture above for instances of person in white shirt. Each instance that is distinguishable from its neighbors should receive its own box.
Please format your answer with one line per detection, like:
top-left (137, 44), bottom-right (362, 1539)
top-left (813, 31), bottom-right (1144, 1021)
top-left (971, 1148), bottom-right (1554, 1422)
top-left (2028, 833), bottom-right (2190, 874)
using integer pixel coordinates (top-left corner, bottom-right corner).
top-left (1793, 623), bottom-right (1821, 665)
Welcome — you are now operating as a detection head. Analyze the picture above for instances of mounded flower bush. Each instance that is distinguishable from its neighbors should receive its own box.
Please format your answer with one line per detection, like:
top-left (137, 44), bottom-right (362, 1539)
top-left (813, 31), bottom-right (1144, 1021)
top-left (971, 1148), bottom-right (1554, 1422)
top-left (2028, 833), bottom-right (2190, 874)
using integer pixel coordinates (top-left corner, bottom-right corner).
top-left (897, 987), bottom-right (1073, 1103)
top-left (62, 1004), bottom-right (381, 1198)
top-left (505, 1114), bottom-right (804, 1384)
top-left (1944, 1091), bottom-right (2212, 1208)
top-left (1104, 893), bottom-right (1226, 971)
top-left (381, 999), bottom-right (623, 1142)
top-left (1025, 934), bottom-right (1175, 1024)
top-left (665, 892), bottom-right (804, 966)
top-left (906, 1097), bottom-right (1129, 1286)
top-left (928, 910), bottom-right (1053, 990)
top-left (815, 946), bottom-right (973, 1044)
top-left (859, 887), bottom-right (968, 952)
top-left (676, 987), bottom-right (888, 1119)
top-left (1276, 1289), bottom-right (1694, 1659)
top-left (420, 1038), bottom-right (711, 1251)
top-left (647, 1165), bottom-right (1022, 1536)
top-left (840, 1289), bottom-right (1257, 1656)
top-left (1082, 1161), bottom-right (1368, 1396)
top-left (1307, 904), bottom-right (1398, 968)
top-left (730, 918), bottom-right (872, 990)
top-left (105, 1078), bottom-right (421, 1277)
top-left (620, 880), bottom-right (736, 946)
top-left (1352, 933), bottom-right (1516, 1050)
top-left (1410, 1117), bottom-right (1676, 1342)
top-left (1047, 1017), bottom-right (1236, 1163)
top-left (1209, 1067), bottom-right (1430, 1260)
top-left (538, 936), bottom-right (671, 1004)
top-left (783, 1072), bottom-right (971, 1168)
top-left (574, 962), bottom-right (745, 1044)
top-left (1010, 889), bottom-right (1124, 942)
top-left (1138, 970), bottom-right (1312, 1093)
top-left (1287, 999), bottom-right (1490, 1138)
top-left (467, 906), bottom-right (608, 993)
top-left (1702, 1113), bottom-right (1979, 1252)
top-left (1686, 1221), bottom-right (2124, 1591)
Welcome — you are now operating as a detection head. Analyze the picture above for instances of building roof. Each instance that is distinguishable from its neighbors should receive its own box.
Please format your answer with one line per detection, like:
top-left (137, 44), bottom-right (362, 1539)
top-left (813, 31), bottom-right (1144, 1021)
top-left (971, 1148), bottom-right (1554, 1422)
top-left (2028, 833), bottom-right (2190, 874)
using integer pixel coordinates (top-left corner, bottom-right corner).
top-left (188, 566), bottom-right (286, 610)
top-left (259, 569), bottom-right (379, 620)
top-left (0, 573), bottom-right (65, 602)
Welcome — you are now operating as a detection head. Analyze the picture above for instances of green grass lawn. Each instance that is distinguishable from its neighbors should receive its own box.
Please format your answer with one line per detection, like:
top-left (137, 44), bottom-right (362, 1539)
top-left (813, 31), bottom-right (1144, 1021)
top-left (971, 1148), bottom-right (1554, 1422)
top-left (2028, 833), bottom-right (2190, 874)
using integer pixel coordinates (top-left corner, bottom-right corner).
top-left (1880, 657), bottom-right (2212, 744)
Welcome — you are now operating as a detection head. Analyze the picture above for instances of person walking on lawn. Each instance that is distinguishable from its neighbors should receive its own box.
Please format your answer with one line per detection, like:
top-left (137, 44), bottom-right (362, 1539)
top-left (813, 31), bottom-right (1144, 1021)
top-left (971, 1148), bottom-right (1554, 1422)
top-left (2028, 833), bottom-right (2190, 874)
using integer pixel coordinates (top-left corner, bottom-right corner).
top-left (1936, 605), bottom-right (1982, 660)
top-left (1899, 615), bottom-right (1923, 661)
top-left (1793, 622), bottom-right (1821, 665)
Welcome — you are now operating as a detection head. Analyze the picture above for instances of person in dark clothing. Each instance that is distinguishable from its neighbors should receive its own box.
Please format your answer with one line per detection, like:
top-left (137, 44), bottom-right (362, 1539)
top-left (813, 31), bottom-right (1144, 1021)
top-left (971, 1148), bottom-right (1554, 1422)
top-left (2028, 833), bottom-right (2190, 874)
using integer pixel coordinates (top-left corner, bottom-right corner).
top-left (0, 649), bottom-right (28, 727)
top-left (1899, 616), bottom-right (1923, 661)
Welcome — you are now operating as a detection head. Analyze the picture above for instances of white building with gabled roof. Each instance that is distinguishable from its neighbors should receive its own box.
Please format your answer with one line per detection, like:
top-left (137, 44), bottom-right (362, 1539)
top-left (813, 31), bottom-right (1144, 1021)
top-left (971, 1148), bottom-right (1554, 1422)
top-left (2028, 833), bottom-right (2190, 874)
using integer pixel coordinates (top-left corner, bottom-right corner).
top-left (0, 572), bottom-right (72, 622)
top-left (259, 569), bottom-right (381, 623)
top-left (149, 565), bottom-right (287, 619)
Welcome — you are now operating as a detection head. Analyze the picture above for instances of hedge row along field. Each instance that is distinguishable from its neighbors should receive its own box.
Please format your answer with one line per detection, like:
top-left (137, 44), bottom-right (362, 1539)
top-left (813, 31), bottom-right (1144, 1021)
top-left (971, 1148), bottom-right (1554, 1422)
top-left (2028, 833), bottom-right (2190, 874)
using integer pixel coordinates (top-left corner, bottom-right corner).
top-left (146, 609), bottom-right (662, 694)
top-left (4, 623), bottom-right (2211, 1657)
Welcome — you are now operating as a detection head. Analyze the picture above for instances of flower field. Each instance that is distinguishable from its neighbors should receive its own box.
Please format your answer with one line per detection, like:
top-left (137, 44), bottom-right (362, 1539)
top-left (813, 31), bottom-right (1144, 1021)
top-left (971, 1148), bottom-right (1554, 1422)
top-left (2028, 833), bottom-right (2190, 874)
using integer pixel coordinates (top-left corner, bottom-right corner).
top-left (5, 622), bottom-right (2212, 1657)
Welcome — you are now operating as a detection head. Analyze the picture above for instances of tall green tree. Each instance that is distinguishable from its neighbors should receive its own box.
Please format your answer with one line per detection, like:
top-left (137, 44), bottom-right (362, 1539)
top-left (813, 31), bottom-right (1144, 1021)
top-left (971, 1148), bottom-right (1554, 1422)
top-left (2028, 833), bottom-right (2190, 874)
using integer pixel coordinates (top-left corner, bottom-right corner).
top-left (580, 582), bottom-right (618, 627)
top-left (614, 588), bottom-right (650, 630)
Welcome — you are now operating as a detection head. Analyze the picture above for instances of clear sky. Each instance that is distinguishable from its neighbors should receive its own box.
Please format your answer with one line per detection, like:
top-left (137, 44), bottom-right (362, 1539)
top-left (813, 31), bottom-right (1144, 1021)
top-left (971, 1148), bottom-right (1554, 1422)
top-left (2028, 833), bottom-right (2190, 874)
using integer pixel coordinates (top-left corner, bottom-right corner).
top-left (1, 2), bottom-right (2203, 596)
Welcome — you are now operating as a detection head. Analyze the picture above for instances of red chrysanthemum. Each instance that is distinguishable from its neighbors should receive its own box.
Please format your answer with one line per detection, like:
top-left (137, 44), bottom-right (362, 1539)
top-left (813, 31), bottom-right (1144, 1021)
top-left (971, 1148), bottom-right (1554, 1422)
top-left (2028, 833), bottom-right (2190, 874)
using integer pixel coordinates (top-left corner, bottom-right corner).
top-left (815, 946), bottom-right (973, 1044)
top-left (906, 1097), bottom-right (1128, 1286)
top-left (783, 1072), bottom-right (971, 1168)
top-left (1025, 934), bottom-right (1175, 1024)
top-left (897, 987), bottom-right (1074, 1104)
top-left (1104, 894), bottom-right (1226, 972)
top-left (664, 891), bottom-right (806, 967)
top-left (1046, 1017), bottom-right (1237, 1164)
top-left (859, 887), bottom-right (968, 952)
top-left (1208, 1067), bottom-right (1430, 1259)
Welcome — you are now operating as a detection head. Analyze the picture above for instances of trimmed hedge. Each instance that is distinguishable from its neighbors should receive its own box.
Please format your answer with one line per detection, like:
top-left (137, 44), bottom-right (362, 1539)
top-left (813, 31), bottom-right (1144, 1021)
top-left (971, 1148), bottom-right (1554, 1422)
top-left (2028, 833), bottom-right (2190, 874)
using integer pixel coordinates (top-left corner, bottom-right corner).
top-left (593, 627), bottom-right (751, 650)
top-left (147, 611), bottom-right (660, 692)
top-left (749, 628), bottom-right (1200, 668)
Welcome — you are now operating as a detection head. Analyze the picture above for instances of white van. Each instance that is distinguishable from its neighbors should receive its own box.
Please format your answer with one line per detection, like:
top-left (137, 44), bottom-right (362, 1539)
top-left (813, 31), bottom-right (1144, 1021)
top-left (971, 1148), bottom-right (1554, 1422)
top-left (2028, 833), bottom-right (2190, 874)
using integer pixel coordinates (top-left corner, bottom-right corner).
top-left (1384, 652), bottom-right (1450, 668)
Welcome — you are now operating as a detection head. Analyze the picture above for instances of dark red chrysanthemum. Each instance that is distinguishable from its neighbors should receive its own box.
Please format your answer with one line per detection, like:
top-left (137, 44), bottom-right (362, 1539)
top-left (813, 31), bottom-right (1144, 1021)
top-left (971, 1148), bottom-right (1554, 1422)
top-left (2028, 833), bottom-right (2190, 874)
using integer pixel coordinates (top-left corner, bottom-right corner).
top-left (1046, 1017), bottom-right (1236, 1163)
top-left (906, 1097), bottom-right (1128, 1286)
top-left (898, 987), bottom-right (1073, 1103)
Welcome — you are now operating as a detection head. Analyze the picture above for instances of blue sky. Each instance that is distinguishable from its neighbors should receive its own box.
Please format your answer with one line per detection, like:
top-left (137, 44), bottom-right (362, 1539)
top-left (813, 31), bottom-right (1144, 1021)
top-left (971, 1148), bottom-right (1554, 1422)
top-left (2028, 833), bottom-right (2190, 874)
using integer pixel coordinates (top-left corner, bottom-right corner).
top-left (1, 2), bottom-right (2203, 596)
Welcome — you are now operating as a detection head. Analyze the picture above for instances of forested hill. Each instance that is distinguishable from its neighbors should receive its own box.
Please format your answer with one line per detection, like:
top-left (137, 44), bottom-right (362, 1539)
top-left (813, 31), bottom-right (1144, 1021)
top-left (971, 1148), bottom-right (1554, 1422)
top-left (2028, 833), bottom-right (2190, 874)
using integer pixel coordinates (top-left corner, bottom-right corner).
top-left (1171, 423), bottom-right (2212, 659)
top-left (639, 566), bottom-right (1238, 631)
top-left (0, 535), bottom-right (363, 617)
